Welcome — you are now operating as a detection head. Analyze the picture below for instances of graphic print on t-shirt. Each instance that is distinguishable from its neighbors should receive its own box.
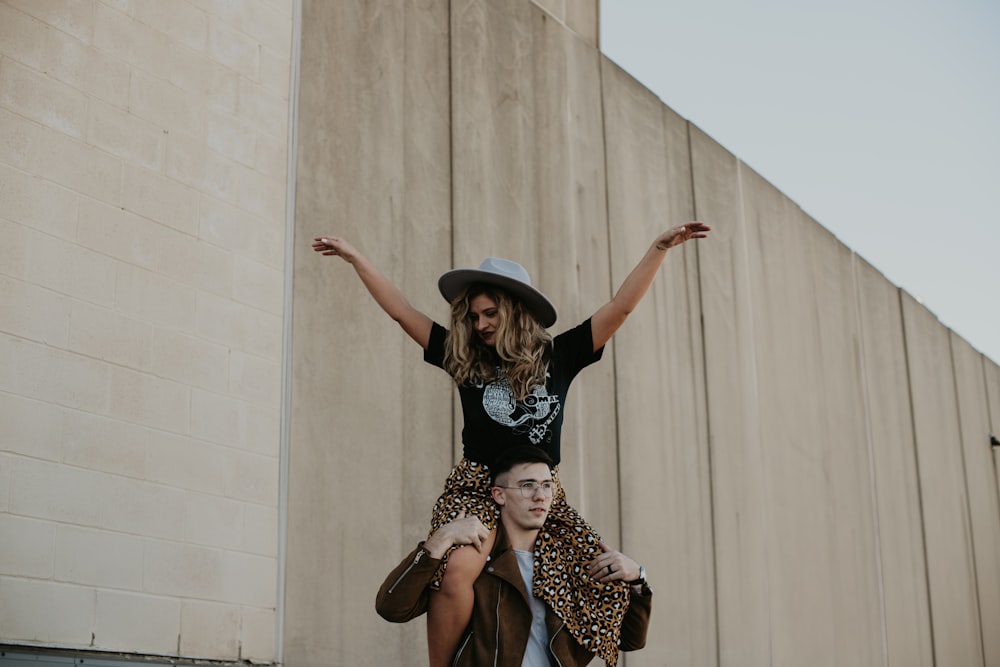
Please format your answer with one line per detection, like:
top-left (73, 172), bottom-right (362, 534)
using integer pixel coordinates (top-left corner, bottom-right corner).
top-left (481, 371), bottom-right (561, 444)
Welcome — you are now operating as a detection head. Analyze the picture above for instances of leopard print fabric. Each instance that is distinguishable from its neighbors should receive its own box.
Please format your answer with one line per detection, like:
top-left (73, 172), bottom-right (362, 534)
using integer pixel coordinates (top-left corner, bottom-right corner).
top-left (428, 457), bottom-right (630, 666)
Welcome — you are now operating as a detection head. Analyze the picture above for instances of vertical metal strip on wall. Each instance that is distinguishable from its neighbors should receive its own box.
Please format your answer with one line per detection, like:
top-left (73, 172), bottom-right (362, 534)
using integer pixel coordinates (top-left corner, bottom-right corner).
top-left (276, 0), bottom-right (304, 662)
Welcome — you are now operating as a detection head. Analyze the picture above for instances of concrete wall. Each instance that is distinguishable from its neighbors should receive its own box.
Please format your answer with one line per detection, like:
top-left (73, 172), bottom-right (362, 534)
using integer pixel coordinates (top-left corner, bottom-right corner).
top-left (284, 1), bottom-right (453, 664)
top-left (2, 1), bottom-right (998, 666)
top-left (288, 2), bottom-right (1000, 666)
top-left (0, 0), bottom-right (292, 662)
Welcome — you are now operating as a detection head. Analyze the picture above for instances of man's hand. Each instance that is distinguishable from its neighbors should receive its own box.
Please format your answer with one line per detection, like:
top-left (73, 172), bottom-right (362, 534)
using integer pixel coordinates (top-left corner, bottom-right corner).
top-left (587, 541), bottom-right (641, 584)
top-left (423, 511), bottom-right (490, 559)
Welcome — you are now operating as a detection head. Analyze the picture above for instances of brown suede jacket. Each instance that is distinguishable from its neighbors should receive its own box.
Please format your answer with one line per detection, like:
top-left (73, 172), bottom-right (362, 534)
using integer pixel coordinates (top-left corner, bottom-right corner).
top-left (375, 524), bottom-right (652, 666)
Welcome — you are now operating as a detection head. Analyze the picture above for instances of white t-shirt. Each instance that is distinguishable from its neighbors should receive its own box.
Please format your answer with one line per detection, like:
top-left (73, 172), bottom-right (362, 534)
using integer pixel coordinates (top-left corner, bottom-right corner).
top-left (515, 549), bottom-right (551, 667)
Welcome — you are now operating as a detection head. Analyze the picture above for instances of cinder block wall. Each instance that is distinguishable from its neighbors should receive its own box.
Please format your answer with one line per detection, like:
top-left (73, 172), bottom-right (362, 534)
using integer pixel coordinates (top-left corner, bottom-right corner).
top-left (3, 1), bottom-right (999, 667)
top-left (0, 0), bottom-right (293, 662)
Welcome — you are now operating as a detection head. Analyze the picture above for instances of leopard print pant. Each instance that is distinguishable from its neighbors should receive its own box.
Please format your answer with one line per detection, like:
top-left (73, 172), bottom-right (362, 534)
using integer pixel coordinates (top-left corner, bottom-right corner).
top-left (428, 458), bottom-right (630, 666)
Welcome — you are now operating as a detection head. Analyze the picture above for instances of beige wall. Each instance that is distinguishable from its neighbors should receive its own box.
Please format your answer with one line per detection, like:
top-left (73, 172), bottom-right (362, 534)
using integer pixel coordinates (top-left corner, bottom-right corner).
top-left (2, 1), bottom-right (999, 666)
top-left (289, 2), bottom-right (1000, 666)
top-left (0, 0), bottom-right (292, 662)
top-left (284, 0), bottom-right (453, 664)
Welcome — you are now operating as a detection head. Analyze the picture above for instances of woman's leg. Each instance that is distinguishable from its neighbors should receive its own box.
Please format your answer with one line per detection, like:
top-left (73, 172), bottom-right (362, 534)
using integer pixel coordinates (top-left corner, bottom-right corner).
top-left (426, 528), bottom-right (496, 667)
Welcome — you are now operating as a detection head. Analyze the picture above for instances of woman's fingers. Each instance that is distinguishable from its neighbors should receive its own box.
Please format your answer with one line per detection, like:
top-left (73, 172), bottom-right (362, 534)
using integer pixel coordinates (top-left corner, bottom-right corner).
top-left (660, 221), bottom-right (711, 249)
top-left (312, 236), bottom-right (344, 254)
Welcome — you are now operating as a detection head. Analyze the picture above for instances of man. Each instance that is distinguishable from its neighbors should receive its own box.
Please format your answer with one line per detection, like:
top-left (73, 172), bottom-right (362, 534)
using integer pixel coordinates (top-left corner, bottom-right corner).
top-left (376, 448), bottom-right (652, 666)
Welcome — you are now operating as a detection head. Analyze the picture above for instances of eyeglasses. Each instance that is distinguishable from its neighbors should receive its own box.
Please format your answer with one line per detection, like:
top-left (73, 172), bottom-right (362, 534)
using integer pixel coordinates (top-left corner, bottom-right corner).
top-left (496, 481), bottom-right (557, 498)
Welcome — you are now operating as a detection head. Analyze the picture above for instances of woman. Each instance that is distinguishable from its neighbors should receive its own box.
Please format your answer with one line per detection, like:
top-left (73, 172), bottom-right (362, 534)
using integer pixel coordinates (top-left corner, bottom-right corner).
top-left (313, 222), bottom-right (709, 666)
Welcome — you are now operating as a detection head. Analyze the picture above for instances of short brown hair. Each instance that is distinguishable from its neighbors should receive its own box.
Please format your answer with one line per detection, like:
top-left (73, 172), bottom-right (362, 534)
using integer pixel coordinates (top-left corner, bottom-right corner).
top-left (490, 446), bottom-right (554, 484)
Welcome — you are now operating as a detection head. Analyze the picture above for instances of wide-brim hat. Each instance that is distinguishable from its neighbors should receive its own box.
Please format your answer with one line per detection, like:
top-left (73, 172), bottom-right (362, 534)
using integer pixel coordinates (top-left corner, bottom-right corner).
top-left (438, 257), bottom-right (557, 327)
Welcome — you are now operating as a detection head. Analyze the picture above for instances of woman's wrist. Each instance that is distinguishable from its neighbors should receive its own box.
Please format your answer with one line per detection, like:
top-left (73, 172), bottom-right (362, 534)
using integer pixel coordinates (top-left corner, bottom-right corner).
top-left (422, 533), bottom-right (451, 559)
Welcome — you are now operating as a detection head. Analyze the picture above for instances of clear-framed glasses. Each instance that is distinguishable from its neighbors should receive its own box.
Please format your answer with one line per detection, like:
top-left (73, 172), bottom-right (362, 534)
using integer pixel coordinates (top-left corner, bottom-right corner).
top-left (497, 480), bottom-right (557, 498)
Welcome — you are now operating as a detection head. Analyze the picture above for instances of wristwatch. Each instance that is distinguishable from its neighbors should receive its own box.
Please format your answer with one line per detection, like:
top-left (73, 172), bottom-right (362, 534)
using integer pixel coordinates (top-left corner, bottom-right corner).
top-left (628, 565), bottom-right (652, 595)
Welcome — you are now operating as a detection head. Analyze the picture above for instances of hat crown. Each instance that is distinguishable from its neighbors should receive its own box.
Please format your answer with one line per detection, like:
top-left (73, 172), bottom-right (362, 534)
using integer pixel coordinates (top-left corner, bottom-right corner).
top-left (437, 256), bottom-right (557, 327)
top-left (476, 257), bottom-right (533, 287)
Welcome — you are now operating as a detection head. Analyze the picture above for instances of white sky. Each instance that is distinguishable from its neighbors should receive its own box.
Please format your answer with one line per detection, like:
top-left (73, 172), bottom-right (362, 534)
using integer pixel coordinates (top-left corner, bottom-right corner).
top-left (601, 0), bottom-right (1000, 366)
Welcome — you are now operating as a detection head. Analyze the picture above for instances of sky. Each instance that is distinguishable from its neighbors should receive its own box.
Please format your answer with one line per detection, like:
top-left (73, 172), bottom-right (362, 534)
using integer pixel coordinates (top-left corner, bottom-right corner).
top-left (600, 0), bottom-right (1000, 366)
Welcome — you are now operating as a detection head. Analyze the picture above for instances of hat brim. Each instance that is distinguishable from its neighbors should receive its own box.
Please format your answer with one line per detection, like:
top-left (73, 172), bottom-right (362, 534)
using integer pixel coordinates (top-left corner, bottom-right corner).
top-left (438, 269), bottom-right (557, 328)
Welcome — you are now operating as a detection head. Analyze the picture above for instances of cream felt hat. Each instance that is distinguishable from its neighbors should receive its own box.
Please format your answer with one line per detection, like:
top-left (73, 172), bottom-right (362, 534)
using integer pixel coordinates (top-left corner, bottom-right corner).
top-left (438, 257), bottom-right (557, 327)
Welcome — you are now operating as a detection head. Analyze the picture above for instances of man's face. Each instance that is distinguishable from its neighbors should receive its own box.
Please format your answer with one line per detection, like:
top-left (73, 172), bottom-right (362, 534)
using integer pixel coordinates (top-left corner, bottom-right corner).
top-left (493, 462), bottom-right (554, 531)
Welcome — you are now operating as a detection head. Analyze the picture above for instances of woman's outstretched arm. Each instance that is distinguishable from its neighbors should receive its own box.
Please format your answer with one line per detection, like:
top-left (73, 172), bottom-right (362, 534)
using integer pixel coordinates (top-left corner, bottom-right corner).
top-left (590, 222), bottom-right (710, 352)
top-left (313, 236), bottom-right (434, 349)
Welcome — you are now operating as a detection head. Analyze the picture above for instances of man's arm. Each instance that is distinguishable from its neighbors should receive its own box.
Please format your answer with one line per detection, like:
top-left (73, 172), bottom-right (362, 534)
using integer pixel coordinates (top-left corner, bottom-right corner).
top-left (584, 541), bottom-right (652, 651)
top-left (619, 584), bottom-right (652, 651)
top-left (375, 544), bottom-right (441, 622)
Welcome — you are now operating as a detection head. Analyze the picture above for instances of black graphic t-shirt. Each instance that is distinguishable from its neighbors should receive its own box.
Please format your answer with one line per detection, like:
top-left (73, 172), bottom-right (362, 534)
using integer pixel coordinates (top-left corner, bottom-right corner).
top-left (424, 319), bottom-right (604, 467)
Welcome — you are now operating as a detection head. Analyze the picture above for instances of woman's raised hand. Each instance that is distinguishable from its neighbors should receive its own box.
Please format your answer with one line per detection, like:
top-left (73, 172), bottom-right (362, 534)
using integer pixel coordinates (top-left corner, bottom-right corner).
top-left (312, 236), bottom-right (359, 263)
top-left (654, 222), bottom-right (711, 251)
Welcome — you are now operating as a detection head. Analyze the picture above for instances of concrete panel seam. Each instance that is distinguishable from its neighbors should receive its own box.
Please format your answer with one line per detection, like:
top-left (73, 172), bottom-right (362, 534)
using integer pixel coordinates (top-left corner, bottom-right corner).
top-left (687, 119), bottom-right (722, 667)
top-left (982, 358), bottom-right (1000, 521)
top-left (275, 0), bottom-right (303, 664)
top-left (447, 0), bottom-right (458, 463)
top-left (947, 334), bottom-right (989, 667)
top-left (595, 52), bottom-right (625, 548)
top-left (897, 288), bottom-right (938, 664)
top-left (851, 252), bottom-right (891, 667)
top-left (735, 159), bottom-right (774, 661)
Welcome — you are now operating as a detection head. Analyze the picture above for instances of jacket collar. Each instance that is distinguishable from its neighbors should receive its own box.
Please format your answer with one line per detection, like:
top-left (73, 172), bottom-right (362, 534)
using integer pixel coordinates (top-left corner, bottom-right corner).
top-left (487, 521), bottom-right (537, 604)
top-left (490, 515), bottom-right (546, 557)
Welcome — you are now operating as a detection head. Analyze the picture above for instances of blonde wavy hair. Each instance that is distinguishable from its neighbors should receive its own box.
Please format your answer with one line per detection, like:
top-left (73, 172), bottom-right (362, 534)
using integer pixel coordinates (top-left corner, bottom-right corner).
top-left (443, 285), bottom-right (552, 401)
